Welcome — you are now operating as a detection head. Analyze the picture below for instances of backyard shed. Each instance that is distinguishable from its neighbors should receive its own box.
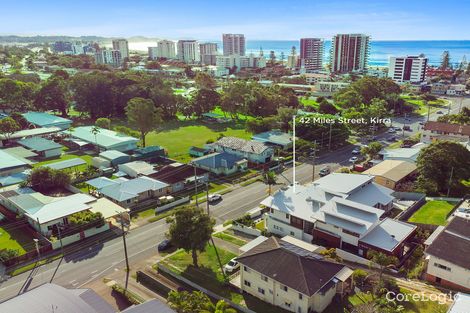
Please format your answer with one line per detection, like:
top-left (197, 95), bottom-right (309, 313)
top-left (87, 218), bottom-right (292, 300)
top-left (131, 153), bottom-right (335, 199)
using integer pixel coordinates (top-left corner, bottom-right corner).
top-left (99, 150), bottom-right (131, 166)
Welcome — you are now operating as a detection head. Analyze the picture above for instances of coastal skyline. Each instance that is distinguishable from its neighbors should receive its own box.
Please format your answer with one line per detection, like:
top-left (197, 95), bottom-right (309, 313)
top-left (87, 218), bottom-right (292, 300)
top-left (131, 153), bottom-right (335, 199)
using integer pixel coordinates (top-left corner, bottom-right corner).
top-left (1, 0), bottom-right (470, 40)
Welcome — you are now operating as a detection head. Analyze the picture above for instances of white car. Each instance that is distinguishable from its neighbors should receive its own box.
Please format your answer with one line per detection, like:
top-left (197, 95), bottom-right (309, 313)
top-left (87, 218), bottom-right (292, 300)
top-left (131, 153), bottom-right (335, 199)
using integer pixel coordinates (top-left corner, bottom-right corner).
top-left (349, 156), bottom-right (358, 163)
top-left (351, 148), bottom-right (360, 155)
top-left (208, 194), bottom-right (222, 203)
top-left (387, 128), bottom-right (396, 133)
top-left (223, 258), bottom-right (239, 273)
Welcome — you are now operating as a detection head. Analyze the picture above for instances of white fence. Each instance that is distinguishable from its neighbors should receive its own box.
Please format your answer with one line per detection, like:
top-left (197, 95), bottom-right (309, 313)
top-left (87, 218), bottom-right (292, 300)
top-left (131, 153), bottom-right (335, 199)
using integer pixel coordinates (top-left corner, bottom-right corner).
top-left (155, 196), bottom-right (190, 213)
top-left (51, 223), bottom-right (110, 250)
top-left (232, 223), bottom-right (262, 237)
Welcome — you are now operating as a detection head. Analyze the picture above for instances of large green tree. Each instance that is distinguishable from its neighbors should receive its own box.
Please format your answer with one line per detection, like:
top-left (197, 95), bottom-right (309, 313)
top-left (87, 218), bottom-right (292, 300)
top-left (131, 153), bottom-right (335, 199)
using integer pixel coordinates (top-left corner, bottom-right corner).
top-left (416, 141), bottom-right (470, 196)
top-left (71, 72), bottom-right (114, 118)
top-left (35, 76), bottom-right (70, 116)
top-left (125, 97), bottom-right (162, 147)
top-left (0, 78), bottom-right (37, 112)
top-left (0, 117), bottom-right (20, 140)
top-left (361, 142), bottom-right (383, 159)
top-left (166, 206), bottom-right (215, 267)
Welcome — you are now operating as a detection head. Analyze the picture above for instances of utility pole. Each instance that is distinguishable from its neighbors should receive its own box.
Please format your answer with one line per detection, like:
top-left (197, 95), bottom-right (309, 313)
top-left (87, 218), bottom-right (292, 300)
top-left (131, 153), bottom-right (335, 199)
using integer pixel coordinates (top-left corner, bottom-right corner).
top-left (447, 166), bottom-right (454, 197)
top-left (206, 181), bottom-right (210, 215)
top-left (426, 100), bottom-right (431, 122)
top-left (402, 113), bottom-right (407, 138)
top-left (57, 225), bottom-right (64, 256)
top-left (328, 123), bottom-right (333, 151)
top-left (312, 140), bottom-right (317, 182)
top-left (292, 115), bottom-right (296, 192)
top-left (193, 164), bottom-right (199, 208)
top-left (119, 213), bottom-right (130, 290)
top-left (458, 96), bottom-right (463, 113)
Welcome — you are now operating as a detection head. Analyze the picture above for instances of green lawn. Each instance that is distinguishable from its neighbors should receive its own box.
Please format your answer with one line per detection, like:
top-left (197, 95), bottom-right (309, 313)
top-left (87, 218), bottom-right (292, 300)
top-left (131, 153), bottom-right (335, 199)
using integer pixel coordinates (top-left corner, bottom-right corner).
top-left (146, 122), bottom-right (252, 163)
top-left (300, 98), bottom-right (319, 108)
top-left (213, 232), bottom-right (247, 246)
top-left (401, 95), bottom-right (448, 116)
top-left (255, 220), bottom-right (265, 231)
top-left (408, 200), bottom-right (456, 225)
top-left (32, 153), bottom-right (94, 172)
top-left (0, 225), bottom-right (35, 256)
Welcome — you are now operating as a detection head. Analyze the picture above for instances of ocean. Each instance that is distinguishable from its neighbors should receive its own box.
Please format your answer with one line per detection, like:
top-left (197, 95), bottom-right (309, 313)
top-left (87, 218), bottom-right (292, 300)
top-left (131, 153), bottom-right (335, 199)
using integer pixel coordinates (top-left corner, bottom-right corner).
top-left (127, 40), bottom-right (470, 67)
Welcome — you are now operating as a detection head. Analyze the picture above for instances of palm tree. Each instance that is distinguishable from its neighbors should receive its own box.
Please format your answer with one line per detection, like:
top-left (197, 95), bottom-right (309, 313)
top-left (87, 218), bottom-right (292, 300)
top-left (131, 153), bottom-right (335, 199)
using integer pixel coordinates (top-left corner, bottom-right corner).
top-left (263, 170), bottom-right (277, 195)
top-left (202, 300), bottom-right (237, 313)
top-left (90, 126), bottom-right (100, 147)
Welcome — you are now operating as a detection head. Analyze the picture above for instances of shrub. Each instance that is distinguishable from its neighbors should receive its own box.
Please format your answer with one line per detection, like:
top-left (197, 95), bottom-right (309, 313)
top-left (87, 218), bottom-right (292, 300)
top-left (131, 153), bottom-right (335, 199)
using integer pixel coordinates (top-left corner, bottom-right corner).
top-left (0, 249), bottom-right (19, 261)
top-left (234, 214), bottom-right (255, 227)
top-left (352, 269), bottom-right (368, 287)
top-left (69, 211), bottom-right (104, 227)
top-left (24, 167), bottom-right (71, 192)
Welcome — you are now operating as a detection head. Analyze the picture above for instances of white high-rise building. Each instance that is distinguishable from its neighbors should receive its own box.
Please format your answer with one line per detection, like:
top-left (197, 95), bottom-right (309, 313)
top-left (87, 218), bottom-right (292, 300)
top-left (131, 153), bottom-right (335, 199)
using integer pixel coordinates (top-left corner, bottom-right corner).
top-left (222, 34), bottom-right (245, 56)
top-left (148, 47), bottom-right (158, 60)
top-left (330, 34), bottom-right (369, 73)
top-left (177, 40), bottom-right (200, 64)
top-left (112, 39), bottom-right (129, 60)
top-left (95, 49), bottom-right (122, 67)
top-left (388, 55), bottom-right (428, 83)
top-left (216, 54), bottom-right (266, 72)
top-left (155, 40), bottom-right (177, 59)
top-left (199, 42), bottom-right (218, 65)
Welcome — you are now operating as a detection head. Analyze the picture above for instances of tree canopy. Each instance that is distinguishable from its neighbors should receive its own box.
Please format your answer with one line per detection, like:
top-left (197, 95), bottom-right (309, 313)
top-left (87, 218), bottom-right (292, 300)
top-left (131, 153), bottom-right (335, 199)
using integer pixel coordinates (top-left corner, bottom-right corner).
top-left (125, 97), bottom-right (162, 147)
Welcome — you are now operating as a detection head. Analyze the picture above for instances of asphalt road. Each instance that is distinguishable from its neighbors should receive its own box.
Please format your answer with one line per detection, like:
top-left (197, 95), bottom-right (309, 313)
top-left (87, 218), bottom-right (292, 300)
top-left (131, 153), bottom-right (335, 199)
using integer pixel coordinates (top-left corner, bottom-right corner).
top-left (1, 96), bottom-right (468, 302)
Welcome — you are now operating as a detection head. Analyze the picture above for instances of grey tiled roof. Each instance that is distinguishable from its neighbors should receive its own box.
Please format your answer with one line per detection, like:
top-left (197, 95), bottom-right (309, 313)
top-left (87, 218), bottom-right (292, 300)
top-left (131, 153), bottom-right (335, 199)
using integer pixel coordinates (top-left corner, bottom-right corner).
top-left (215, 136), bottom-right (271, 154)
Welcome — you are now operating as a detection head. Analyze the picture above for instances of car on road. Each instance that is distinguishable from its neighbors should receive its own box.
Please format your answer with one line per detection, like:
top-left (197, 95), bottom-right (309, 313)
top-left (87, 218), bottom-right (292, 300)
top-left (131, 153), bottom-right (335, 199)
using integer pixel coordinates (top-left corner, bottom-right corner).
top-left (437, 111), bottom-right (444, 114)
top-left (387, 136), bottom-right (398, 142)
top-left (208, 194), bottom-right (222, 203)
top-left (403, 125), bottom-right (411, 131)
top-left (157, 239), bottom-right (172, 252)
top-left (418, 121), bottom-right (425, 125)
top-left (349, 156), bottom-right (359, 163)
top-left (387, 128), bottom-right (396, 133)
top-left (351, 148), bottom-right (361, 154)
top-left (224, 258), bottom-right (240, 273)
top-left (319, 167), bottom-right (331, 177)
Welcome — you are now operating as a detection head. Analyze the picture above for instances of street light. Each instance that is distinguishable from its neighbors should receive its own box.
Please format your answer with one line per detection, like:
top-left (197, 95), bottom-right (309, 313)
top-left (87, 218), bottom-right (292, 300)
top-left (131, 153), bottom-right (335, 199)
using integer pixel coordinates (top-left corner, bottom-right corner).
top-left (33, 238), bottom-right (40, 263)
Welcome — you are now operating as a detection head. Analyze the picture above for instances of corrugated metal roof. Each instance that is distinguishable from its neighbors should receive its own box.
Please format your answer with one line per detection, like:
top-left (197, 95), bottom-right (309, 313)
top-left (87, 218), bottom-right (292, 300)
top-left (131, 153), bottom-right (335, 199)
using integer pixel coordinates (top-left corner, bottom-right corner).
top-left (67, 126), bottom-right (138, 148)
top-left (0, 150), bottom-right (27, 170)
top-left (43, 158), bottom-right (86, 170)
top-left (18, 137), bottom-right (62, 152)
top-left (22, 112), bottom-right (72, 127)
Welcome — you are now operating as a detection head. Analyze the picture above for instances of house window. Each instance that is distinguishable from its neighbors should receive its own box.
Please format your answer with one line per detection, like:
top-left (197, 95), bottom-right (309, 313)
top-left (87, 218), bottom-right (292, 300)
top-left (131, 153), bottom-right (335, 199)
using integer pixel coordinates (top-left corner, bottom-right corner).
top-left (434, 262), bottom-right (451, 272)
top-left (290, 231), bottom-right (295, 236)
top-left (284, 302), bottom-right (291, 308)
top-left (258, 287), bottom-right (265, 295)
top-left (244, 280), bottom-right (251, 287)
top-left (261, 275), bottom-right (268, 282)
top-left (342, 229), bottom-right (360, 238)
top-left (285, 213), bottom-right (290, 219)
top-left (282, 285), bottom-right (288, 292)
top-left (126, 199), bottom-right (131, 204)
top-left (299, 293), bottom-right (303, 300)
top-left (244, 266), bottom-right (250, 272)
top-left (148, 191), bottom-right (152, 196)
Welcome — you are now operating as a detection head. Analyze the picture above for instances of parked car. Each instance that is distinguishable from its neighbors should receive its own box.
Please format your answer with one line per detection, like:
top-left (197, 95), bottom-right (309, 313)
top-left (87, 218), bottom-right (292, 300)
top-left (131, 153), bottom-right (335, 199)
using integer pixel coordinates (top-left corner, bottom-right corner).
top-left (224, 258), bottom-right (240, 273)
top-left (319, 167), bottom-right (331, 177)
top-left (437, 111), bottom-right (444, 114)
top-left (387, 136), bottom-right (398, 142)
top-left (403, 125), bottom-right (411, 131)
top-left (157, 239), bottom-right (172, 252)
top-left (351, 148), bottom-right (361, 155)
top-left (387, 128), bottom-right (396, 133)
top-left (208, 194), bottom-right (222, 203)
top-left (349, 156), bottom-right (358, 163)
top-left (418, 121), bottom-right (425, 125)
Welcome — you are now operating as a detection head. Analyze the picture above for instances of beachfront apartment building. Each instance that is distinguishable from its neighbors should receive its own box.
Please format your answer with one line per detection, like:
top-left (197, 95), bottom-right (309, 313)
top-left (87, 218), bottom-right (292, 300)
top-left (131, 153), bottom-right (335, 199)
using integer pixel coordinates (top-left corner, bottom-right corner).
top-left (199, 42), bottom-right (218, 65)
top-left (149, 40), bottom-right (177, 60)
top-left (222, 34), bottom-right (245, 56)
top-left (388, 55), bottom-right (428, 83)
top-left (112, 39), bottom-right (129, 60)
top-left (330, 34), bottom-right (369, 73)
top-left (177, 40), bottom-right (200, 64)
top-left (261, 174), bottom-right (416, 257)
top-left (299, 38), bottom-right (324, 72)
top-left (94, 49), bottom-right (122, 67)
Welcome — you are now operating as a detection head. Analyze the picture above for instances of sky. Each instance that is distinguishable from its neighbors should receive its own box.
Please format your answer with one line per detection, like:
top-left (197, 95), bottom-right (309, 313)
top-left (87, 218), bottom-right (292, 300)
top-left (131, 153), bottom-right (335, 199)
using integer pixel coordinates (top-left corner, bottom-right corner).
top-left (1, 0), bottom-right (469, 40)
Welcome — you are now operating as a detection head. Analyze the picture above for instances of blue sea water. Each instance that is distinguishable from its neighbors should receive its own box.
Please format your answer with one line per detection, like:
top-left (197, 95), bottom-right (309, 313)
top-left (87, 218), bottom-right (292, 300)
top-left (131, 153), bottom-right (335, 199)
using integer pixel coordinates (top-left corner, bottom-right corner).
top-left (241, 40), bottom-right (470, 67)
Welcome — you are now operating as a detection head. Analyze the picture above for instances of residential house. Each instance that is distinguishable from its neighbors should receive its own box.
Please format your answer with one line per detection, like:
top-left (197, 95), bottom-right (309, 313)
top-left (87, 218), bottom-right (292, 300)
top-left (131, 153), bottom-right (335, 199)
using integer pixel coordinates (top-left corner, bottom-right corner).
top-left (0, 150), bottom-right (29, 177)
top-left (421, 121), bottom-right (470, 144)
top-left (92, 150), bottom-right (131, 168)
top-left (363, 160), bottom-right (417, 189)
top-left (252, 130), bottom-right (293, 150)
top-left (18, 137), bottom-right (63, 158)
top-left (237, 236), bottom-right (352, 313)
top-left (0, 127), bottom-right (63, 146)
top-left (22, 112), bottom-right (72, 130)
top-left (118, 161), bottom-right (156, 177)
top-left (189, 146), bottom-right (210, 157)
top-left (424, 217), bottom-right (470, 291)
top-left (378, 146), bottom-right (424, 163)
top-left (0, 189), bottom-right (101, 235)
top-left (150, 163), bottom-right (209, 193)
top-left (210, 137), bottom-right (274, 164)
top-left (0, 283), bottom-right (176, 313)
top-left (65, 126), bottom-right (139, 152)
top-left (88, 176), bottom-right (170, 208)
top-left (261, 174), bottom-right (415, 256)
top-left (132, 145), bottom-right (166, 161)
top-left (447, 293), bottom-right (470, 313)
top-left (192, 152), bottom-right (248, 175)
